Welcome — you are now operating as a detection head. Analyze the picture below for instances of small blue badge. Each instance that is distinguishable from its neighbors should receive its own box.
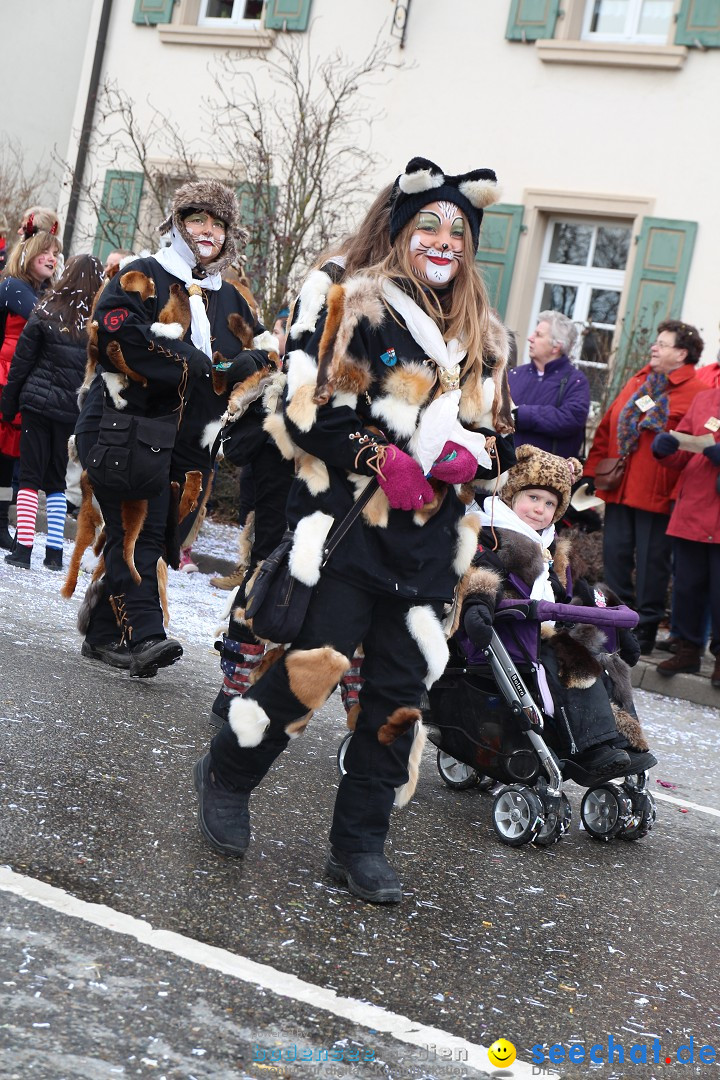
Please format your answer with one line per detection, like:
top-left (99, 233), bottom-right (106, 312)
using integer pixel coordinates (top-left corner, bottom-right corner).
top-left (380, 348), bottom-right (397, 366)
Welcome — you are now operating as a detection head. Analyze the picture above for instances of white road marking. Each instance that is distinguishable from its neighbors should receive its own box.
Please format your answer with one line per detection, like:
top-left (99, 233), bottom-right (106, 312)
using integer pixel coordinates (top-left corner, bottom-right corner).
top-left (652, 791), bottom-right (720, 817)
top-left (0, 866), bottom-right (558, 1079)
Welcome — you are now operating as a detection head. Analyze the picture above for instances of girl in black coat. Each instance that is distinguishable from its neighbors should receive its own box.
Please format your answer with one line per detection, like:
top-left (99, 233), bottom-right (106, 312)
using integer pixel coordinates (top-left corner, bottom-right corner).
top-left (2, 254), bottom-right (104, 570)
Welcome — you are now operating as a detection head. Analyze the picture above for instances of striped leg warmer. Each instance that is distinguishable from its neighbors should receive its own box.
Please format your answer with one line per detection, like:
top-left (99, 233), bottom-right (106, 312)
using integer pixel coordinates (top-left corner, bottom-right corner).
top-left (15, 489), bottom-right (39, 548)
top-left (45, 491), bottom-right (67, 550)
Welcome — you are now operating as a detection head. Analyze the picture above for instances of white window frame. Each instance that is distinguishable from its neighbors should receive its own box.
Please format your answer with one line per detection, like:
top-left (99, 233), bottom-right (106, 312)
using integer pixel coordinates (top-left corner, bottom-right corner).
top-left (198, 0), bottom-right (262, 28)
top-left (581, 0), bottom-right (674, 44)
top-left (527, 217), bottom-right (632, 404)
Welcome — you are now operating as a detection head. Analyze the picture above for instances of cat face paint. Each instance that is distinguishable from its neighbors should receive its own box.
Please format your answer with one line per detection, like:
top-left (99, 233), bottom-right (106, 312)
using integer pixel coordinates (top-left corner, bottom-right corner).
top-left (409, 200), bottom-right (465, 287)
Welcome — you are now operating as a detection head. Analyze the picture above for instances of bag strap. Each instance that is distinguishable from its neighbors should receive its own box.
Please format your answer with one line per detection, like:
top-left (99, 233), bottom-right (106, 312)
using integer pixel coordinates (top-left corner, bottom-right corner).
top-left (321, 477), bottom-right (379, 565)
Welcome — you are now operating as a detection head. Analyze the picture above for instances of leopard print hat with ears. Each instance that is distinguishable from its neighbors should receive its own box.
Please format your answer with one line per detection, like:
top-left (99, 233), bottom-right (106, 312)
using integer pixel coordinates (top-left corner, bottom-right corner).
top-left (500, 443), bottom-right (583, 523)
top-left (388, 156), bottom-right (500, 252)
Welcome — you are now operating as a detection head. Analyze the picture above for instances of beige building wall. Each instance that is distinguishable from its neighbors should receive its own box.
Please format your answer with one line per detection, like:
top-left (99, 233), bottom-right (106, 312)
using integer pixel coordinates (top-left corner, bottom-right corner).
top-left (64, 0), bottom-right (720, 356)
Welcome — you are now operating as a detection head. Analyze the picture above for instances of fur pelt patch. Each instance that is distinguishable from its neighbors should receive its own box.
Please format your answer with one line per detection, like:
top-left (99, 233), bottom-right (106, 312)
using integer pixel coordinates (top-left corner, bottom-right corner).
top-left (157, 558), bottom-right (169, 627)
top-left (290, 269), bottom-right (333, 341)
top-left (285, 712), bottom-right (312, 738)
top-left (151, 321), bottom-right (184, 340)
top-left (101, 371), bottom-right (129, 409)
top-left (345, 702), bottom-right (360, 731)
top-left (179, 471), bottom-right (203, 523)
top-left (395, 722), bottom-right (427, 807)
top-left (152, 284), bottom-right (190, 336)
top-left (62, 471), bottom-right (103, 599)
top-left (371, 394), bottom-right (421, 440)
top-left (383, 362), bottom-right (435, 407)
top-left (253, 331), bottom-right (280, 358)
top-left (286, 385), bottom-right (318, 433)
top-left (332, 354), bottom-right (373, 398)
top-left (226, 367), bottom-right (275, 420)
top-left (296, 451), bottom-right (330, 495)
top-left (319, 276), bottom-right (384, 402)
top-left (285, 647), bottom-right (351, 710)
top-left (119, 270), bottom-right (156, 302)
top-left (76, 576), bottom-right (105, 635)
top-left (106, 339), bottom-right (147, 385)
top-left (412, 477), bottom-right (446, 527)
top-left (286, 349), bottom-right (318, 401)
top-left (201, 418), bottom-right (223, 451)
top-left (313, 283), bottom-right (346, 405)
top-left (288, 511), bottom-right (334, 585)
top-left (378, 706), bottom-right (422, 746)
top-left (486, 528), bottom-right (545, 591)
top-left (449, 564), bottom-right (503, 636)
top-left (229, 697), bottom-right (271, 748)
top-left (611, 703), bottom-right (649, 752)
top-left (347, 474), bottom-right (389, 529)
top-left (406, 605), bottom-right (449, 688)
top-left (453, 512), bottom-right (482, 577)
top-left (263, 411), bottom-right (297, 461)
top-left (548, 630), bottom-right (603, 688)
top-left (553, 535), bottom-right (572, 590)
top-left (121, 499), bottom-right (148, 585)
top-left (251, 644), bottom-right (286, 686)
top-left (227, 312), bottom-right (254, 348)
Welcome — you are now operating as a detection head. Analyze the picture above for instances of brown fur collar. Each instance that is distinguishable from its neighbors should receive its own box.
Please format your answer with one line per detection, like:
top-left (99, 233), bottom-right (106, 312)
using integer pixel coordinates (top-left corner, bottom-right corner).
top-left (484, 528), bottom-right (572, 597)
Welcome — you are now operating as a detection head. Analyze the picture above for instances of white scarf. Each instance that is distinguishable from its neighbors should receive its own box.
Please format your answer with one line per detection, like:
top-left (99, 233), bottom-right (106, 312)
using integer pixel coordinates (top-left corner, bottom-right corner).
top-left (479, 496), bottom-right (556, 602)
top-left (152, 229), bottom-right (222, 357)
top-left (381, 279), bottom-right (491, 474)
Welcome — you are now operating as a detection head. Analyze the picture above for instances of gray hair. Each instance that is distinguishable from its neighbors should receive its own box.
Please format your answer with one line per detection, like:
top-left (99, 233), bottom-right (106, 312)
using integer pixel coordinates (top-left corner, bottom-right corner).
top-left (537, 310), bottom-right (578, 356)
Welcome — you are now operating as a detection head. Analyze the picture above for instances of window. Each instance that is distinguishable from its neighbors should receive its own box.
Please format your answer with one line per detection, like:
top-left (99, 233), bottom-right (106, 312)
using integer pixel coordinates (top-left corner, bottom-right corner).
top-left (198, 0), bottom-right (263, 25)
top-left (529, 218), bottom-right (632, 403)
top-left (582, 0), bottom-right (674, 42)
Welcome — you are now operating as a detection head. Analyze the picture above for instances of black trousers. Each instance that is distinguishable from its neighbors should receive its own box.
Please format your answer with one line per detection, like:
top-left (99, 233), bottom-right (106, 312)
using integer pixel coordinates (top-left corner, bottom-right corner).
top-left (602, 503), bottom-right (671, 631)
top-left (672, 537), bottom-right (720, 654)
top-left (94, 486), bottom-right (170, 647)
top-left (18, 411), bottom-right (74, 493)
top-left (211, 572), bottom-right (445, 853)
top-left (540, 643), bottom-right (619, 755)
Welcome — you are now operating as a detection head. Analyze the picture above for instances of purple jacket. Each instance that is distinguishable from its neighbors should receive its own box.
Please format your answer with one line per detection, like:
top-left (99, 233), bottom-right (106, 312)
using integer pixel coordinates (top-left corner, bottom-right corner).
top-left (508, 355), bottom-right (590, 458)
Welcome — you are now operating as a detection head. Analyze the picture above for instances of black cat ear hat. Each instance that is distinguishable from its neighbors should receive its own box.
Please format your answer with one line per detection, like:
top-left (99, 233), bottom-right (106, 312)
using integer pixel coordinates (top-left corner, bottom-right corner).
top-left (388, 156), bottom-right (499, 252)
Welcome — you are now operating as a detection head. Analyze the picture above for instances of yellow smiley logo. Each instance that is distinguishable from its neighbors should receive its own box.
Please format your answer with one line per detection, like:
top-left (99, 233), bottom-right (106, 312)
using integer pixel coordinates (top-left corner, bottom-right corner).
top-left (487, 1039), bottom-right (517, 1069)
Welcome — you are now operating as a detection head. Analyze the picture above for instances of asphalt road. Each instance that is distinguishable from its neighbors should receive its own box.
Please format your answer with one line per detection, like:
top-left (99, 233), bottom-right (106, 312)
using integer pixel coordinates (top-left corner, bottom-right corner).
top-left (0, 559), bottom-right (718, 1080)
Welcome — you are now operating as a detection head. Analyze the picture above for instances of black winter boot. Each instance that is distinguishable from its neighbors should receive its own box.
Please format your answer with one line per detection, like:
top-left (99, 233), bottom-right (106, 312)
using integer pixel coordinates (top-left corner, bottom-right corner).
top-left (635, 624), bottom-right (659, 656)
top-left (326, 848), bottom-right (402, 904)
top-left (43, 546), bottom-right (63, 571)
top-left (5, 542), bottom-right (32, 569)
top-left (81, 639), bottom-right (132, 670)
top-left (129, 636), bottom-right (183, 678)
top-left (194, 753), bottom-right (251, 857)
top-left (0, 499), bottom-right (13, 550)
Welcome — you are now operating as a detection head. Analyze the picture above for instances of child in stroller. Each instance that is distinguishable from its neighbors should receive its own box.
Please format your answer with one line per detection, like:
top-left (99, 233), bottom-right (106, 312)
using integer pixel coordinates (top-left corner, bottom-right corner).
top-left (426, 444), bottom-right (657, 846)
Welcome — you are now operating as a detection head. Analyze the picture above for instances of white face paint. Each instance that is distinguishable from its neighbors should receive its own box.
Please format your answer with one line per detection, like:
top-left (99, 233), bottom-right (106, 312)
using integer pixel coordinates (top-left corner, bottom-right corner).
top-left (409, 200), bottom-right (465, 288)
top-left (183, 212), bottom-right (227, 264)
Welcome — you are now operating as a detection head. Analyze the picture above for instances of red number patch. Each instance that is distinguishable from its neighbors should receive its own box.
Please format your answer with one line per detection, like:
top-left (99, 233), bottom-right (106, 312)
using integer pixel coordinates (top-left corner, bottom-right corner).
top-left (103, 308), bottom-right (130, 332)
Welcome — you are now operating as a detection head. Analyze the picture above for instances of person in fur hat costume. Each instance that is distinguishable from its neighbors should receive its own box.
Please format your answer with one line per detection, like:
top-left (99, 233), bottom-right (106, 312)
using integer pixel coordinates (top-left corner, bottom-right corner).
top-left (194, 157), bottom-right (516, 903)
top-left (457, 444), bottom-right (656, 779)
top-left (75, 179), bottom-right (280, 678)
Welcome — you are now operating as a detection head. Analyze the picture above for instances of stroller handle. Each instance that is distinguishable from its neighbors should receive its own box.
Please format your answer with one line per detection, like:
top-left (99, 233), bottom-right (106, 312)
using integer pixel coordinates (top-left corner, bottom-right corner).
top-left (496, 598), bottom-right (639, 629)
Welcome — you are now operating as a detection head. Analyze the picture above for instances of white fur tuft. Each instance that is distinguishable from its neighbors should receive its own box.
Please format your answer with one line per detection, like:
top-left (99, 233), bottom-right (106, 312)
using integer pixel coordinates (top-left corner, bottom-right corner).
top-left (394, 722), bottom-right (427, 807)
top-left (458, 178), bottom-right (500, 209)
top-left (289, 270), bottom-right (333, 340)
top-left (370, 395), bottom-right (421, 439)
top-left (253, 331), bottom-right (280, 353)
top-left (101, 371), bottom-right (128, 409)
top-left (399, 169), bottom-right (444, 195)
top-left (285, 349), bottom-right (318, 401)
top-left (406, 605), bottom-right (449, 688)
top-left (201, 418), bottom-right (223, 450)
top-left (332, 391), bottom-right (358, 410)
top-left (229, 697), bottom-right (271, 748)
top-left (453, 512), bottom-right (482, 576)
top-left (288, 511), bottom-right (334, 586)
top-left (151, 321), bottom-right (185, 339)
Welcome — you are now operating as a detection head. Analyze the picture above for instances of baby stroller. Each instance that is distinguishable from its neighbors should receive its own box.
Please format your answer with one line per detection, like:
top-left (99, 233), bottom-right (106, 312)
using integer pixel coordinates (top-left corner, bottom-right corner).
top-left (423, 598), bottom-right (657, 847)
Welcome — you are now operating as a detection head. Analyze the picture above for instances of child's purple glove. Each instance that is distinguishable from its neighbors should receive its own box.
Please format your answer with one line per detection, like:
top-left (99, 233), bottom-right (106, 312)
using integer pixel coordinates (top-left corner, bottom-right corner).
top-left (430, 441), bottom-right (478, 484)
top-left (651, 432), bottom-right (679, 458)
top-left (703, 442), bottom-right (720, 466)
top-left (377, 446), bottom-right (434, 510)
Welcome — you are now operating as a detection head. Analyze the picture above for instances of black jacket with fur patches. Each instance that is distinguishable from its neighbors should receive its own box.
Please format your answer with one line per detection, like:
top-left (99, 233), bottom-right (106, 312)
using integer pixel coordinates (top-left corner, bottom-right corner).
top-left (91, 256), bottom-right (272, 473)
top-left (272, 275), bottom-right (514, 602)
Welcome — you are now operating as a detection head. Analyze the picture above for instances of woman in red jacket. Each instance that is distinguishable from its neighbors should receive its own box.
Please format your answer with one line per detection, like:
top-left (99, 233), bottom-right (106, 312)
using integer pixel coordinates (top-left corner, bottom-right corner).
top-left (584, 320), bottom-right (705, 653)
top-left (651, 388), bottom-right (720, 684)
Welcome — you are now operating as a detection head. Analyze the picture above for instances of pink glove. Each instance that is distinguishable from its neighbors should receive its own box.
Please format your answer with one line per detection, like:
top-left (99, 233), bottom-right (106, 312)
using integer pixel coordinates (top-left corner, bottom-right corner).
top-left (430, 441), bottom-right (478, 484)
top-left (377, 445), bottom-right (434, 510)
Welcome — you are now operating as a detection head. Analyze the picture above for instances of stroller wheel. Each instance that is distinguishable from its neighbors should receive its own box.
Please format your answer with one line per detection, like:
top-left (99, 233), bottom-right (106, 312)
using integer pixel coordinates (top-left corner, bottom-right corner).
top-left (619, 791), bottom-right (657, 840)
top-left (337, 731), bottom-right (353, 776)
top-left (436, 751), bottom-right (479, 790)
top-left (534, 792), bottom-right (572, 847)
top-left (492, 784), bottom-right (545, 847)
top-left (581, 784), bottom-right (633, 841)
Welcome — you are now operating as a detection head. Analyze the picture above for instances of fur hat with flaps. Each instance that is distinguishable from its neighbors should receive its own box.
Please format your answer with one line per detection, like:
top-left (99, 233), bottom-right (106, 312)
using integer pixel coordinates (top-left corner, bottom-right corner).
top-left (389, 156), bottom-right (499, 252)
top-left (501, 444), bottom-right (583, 523)
top-left (158, 178), bottom-right (247, 276)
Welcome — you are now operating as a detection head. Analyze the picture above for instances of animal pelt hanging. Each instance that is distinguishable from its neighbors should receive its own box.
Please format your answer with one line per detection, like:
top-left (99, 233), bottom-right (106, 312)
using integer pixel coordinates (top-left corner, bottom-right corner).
top-left (546, 630), bottom-right (603, 689)
top-left (61, 471), bottom-right (103, 599)
top-left (122, 499), bottom-right (148, 585)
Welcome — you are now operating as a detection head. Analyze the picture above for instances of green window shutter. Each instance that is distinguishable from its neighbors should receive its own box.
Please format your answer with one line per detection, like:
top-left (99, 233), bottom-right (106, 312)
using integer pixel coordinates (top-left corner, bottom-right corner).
top-left (236, 181), bottom-right (278, 295)
top-left (506, 0), bottom-right (560, 41)
top-left (265, 0), bottom-right (313, 31)
top-left (132, 0), bottom-right (174, 24)
top-left (612, 217), bottom-right (697, 397)
top-left (475, 204), bottom-right (524, 319)
top-left (93, 171), bottom-right (144, 263)
top-left (675, 0), bottom-right (720, 46)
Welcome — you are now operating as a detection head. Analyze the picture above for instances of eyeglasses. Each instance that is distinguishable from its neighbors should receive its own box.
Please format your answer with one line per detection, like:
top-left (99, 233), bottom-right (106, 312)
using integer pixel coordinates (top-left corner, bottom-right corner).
top-left (653, 340), bottom-right (677, 350)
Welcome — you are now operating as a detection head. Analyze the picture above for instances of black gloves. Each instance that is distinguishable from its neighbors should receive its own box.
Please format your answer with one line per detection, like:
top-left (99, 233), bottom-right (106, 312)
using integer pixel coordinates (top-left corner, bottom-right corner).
top-left (652, 432), bottom-right (680, 458)
top-left (618, 627), bottom-right (641, 668)
top-left (463, 599), bottom-right (495, 650)
top-left (703, 442), bottom-right (720, 466)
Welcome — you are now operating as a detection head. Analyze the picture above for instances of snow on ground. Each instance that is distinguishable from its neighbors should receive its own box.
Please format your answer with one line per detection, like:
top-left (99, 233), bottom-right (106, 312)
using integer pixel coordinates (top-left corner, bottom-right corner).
top-left (0, 518), bottom-right (242, 653)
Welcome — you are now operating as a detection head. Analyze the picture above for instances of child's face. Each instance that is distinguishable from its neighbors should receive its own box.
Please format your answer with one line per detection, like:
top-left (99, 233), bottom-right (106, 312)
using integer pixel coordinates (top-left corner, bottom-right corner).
top-left (513, 488), bottom-right (558, 530)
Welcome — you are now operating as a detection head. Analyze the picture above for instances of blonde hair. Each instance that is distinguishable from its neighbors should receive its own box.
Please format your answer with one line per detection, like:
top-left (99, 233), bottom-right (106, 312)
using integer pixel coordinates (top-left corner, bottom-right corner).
top-left (365, 211), bottom-right (491, 370)
top-left (2, 232), bottom-right (62, 288)
top-left (18, 205), bottom-right (61, 237)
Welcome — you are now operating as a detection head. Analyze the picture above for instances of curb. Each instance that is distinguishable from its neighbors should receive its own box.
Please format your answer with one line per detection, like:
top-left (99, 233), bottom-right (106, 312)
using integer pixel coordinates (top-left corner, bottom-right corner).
top-left (631, 650), bottom-right (720, 708)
